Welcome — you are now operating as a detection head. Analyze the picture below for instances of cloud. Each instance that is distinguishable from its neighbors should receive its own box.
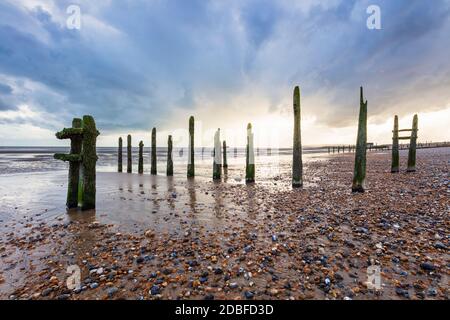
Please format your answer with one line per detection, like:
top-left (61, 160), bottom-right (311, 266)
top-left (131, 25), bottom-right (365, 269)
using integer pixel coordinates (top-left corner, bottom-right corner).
top-left (0, 0), bottom-right (449, 145)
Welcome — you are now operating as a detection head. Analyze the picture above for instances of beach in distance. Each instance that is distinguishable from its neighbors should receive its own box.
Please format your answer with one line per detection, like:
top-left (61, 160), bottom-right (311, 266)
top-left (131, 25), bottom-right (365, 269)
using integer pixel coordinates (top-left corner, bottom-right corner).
top-left (0, 147), bottom-right (448, 300)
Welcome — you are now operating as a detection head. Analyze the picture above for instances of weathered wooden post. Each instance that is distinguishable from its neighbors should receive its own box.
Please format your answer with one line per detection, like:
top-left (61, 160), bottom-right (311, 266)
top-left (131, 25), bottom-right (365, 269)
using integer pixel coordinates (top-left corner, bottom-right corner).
top-left (118, 137), bottom-right (123, 173)
top-left (167, 135), bottom-right (173, 176)
top-left (187, 116), bottom-right (195, 178)
top-left (213, 129), bottom-right (221, 180)
top-left (391, 115), bottom-right (399, 173)
top-left (246, 123), bottom-right (255, 183)
top-left (223, 140), bottom-right (228, 168)
top-left (127, 134), bottom-right (132, 173)
top-left (54, 116), bottom-right (99, 210)
top-left (80, 115), bottom-right (99, 210)
top-left (407, 114), bottom-right (418, 172)
top-left (138, 141), bottom-right (144, 174)
top-left (151, 127), bottom-right (157, 175)
top-left (292, 86), bottom-right (303, 188)
top-left (352, 87), bottom-right (368, 193)
top-left (54, 118), bottom-right (83, 208)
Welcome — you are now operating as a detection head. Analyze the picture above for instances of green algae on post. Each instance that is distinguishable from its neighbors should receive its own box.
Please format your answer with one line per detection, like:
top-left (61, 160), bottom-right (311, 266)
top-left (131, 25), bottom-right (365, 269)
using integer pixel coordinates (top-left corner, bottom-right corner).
top-left (352, 87), bottom-right (367, 193)
top-left (167, 135), bottom-right (173, 176)
top-left (118, 137), bottom-right (123, 173)
top-left (292, 86), bottom-right (303, 188)
top-left (246, 123), bottom-right (255, 183)
top-left (80, 115), bottom-right (99, 210)
top-left (391, 115), bottom-right (399, 173)
top-left (151, 127), bottom-right (157, 175)
top-left (407, 114), bottom-right (418, 172)
top-left (127, 134), bottom-right (132, 173)
top-left (187, 116), bottom-right (195, 177)
top-left (213, 129), bottom-right (222, 180)
top-left (58, 118), bottom-right (82, 209)
top-left (223, 140), bottom-right (228, 168)
top-left (138, 140), bottom-right (144, 174)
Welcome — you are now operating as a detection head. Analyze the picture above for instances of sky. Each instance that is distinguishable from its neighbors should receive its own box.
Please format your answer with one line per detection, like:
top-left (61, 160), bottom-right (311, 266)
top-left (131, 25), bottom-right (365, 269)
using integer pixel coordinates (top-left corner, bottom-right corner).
top-left (0, 0), bottom-right (449, 147)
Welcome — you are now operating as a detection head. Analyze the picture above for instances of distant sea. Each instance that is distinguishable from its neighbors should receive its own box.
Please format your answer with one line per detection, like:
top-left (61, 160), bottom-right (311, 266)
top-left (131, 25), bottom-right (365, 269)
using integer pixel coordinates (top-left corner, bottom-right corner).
top-left (0, 146), bottom-right (330, 175)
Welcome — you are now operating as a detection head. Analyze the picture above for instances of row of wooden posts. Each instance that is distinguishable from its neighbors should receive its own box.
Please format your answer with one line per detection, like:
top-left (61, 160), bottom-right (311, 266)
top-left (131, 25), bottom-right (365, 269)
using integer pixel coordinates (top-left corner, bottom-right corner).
top-left (117, 120), bottom-right (256, 183)
top-left (54, 86), bottom-right (419, 210)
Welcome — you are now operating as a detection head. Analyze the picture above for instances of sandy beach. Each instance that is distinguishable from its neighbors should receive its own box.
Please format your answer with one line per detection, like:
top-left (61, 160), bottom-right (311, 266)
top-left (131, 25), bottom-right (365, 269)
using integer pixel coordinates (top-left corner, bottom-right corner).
top-left (0, 147), bottom-right (448, 300)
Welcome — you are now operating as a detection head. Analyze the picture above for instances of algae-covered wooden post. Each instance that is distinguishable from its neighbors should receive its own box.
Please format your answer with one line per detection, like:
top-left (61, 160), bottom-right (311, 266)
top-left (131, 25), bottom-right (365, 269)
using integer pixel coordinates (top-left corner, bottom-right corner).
top-left (54, 116), bottom-right (99, 210)
top-left (138, 141), bottom-right (144, 174)
top-left (187, 116), bottom-right (195, 177)
top-left (352, 87), bottom-right (368, 193)
top-left (151, 127), bottom-right (157, 175)
top-left (118, 137), bottom-right (123, 173)
top-left (127, 134), bottom-right (132, 173)
top-left (246, 123), bottom-right (255, 183)
top-left (223, 140), bottom-right (228, 168)
top-left (213, 129), bottom-right (222, 180)
top-left (292, 86), bottom-right (303, 188)
top-left (407, 114), bottom-right (418, 172)
top-left (167, 135), bottom-right (173, 176)
top-left (391, 115), bottom-right (399, 173)
top-left (80, 115), bottom-right (99, 210)
top-left (54, 118), bottom-right (83, 208)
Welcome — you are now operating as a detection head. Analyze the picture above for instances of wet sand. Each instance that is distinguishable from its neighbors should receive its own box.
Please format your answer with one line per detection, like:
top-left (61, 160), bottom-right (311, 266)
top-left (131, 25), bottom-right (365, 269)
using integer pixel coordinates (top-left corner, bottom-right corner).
top-left (0, 148), bottom-right (448, 300)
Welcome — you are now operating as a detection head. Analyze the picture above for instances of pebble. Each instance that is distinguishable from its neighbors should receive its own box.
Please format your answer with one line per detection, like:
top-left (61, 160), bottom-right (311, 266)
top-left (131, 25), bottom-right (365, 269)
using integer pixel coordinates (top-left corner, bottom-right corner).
top-left (427, 287), bottom-right (438, 296)
top-left (90, 282), bottom-right (99, 289)
top-left (244, 291), bottom-right (254, 299)
top-left (41, 288), bottom-right (52, 297)
top-left (106, 287), bottom-right (119, 297)
top-left (150, 285), bottom-right (160, 295)
top-left (229, 282), bottom-right (238, 289)
top-left (434, 242), bottom-right (446, 250)
top-left (420, 263), bottom-right (436, 271)
top-left (395, 288), bottom-right (410, 298)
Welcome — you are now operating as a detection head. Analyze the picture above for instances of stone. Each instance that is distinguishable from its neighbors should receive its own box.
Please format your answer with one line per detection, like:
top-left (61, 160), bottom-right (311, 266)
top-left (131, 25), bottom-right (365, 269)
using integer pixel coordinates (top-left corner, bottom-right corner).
top-left (107, 287), bottom-right (119, 297)
top-left (420, 263), bottom-right (436, 271)
top-left (244, 291), bottom-right (254, 299)
top-left (150, 285), bottom-right (160, 295)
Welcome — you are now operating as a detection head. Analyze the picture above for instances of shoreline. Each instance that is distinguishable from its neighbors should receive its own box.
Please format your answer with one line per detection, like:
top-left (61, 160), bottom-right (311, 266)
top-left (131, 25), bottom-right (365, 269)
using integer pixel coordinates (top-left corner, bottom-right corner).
top-left (0, 147), bottom-right (448, 300)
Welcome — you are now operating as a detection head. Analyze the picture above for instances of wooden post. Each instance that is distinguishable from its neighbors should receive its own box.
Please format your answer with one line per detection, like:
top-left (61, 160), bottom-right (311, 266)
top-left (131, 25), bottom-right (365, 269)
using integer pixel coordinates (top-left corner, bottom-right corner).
top-left (187, 116), bottom-right (195, 177)
top-left (292, 86), bottom-right (303, 188)
top-left (54, 116), bottom-right (98, 210)
top-left (213, 129), bottom-right (221, 180)
top-left (246, 123), bottom-right (255, 183)
top-left (118, 137), bottom-right (123, 173)
top-left (64, 118), bottom-right (82, 209)
top-left (223, 140), bottom-right (228, 168)
top-left (80, 115), bottom-right (99, 210)
top-left (138, 141), bottom-right (144, 174)
top-left (167, 135), bottom-right (173, 176)
top-left (407, 114), bottom-right (418, 172)
top-left (352, 87), bottom-right (368, 193)
top-left (127, 134), bottom-right (132, 173)
top-left (391, 115), bottom-right (399, 173)
top-left (151, 127), bottom-right (157, 175)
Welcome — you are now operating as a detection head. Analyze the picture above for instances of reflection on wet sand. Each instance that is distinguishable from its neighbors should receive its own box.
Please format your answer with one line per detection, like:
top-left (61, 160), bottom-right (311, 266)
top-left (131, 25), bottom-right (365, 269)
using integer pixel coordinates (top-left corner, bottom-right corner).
top-left (186, 178), bottom-right (196, 214)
